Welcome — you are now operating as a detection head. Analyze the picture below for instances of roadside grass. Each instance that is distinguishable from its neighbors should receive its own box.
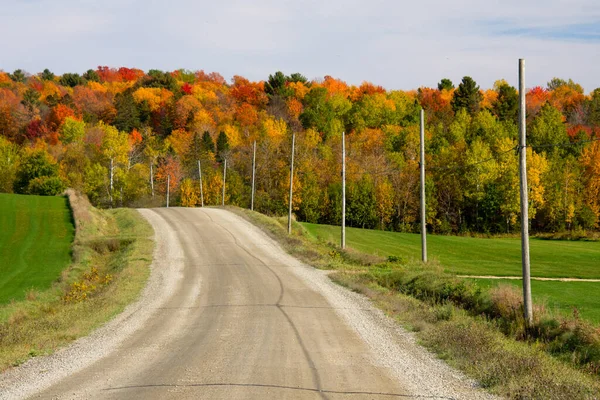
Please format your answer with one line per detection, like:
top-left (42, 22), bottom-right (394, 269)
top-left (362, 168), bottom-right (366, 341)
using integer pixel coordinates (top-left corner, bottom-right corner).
top-left (303, 222), bottom-right (600, 328)
top-left (333, 273), bottom-right (598, 400)
top-left (301, 222), bottom-right (600, 279)
top-left (0, 193), bottom-right (75, 303)
top-left (230, 208), bottom-right (600, 399)
top-left (0, 191), bottom-right (153, 371)
top-left (470, 279), bottom-right (600, 325)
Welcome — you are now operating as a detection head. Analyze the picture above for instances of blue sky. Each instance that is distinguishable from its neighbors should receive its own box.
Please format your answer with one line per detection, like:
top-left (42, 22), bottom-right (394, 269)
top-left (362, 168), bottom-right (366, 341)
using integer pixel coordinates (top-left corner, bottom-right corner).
top-left (1, 0), bottom-right (599, 92)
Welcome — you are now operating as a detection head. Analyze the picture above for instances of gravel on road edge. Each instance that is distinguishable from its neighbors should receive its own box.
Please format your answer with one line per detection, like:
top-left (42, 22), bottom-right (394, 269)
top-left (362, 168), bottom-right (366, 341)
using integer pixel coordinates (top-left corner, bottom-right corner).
top-left (1, 208), bottom-right (498, 400)
top-left (0, 209), bottom-right (182, 400)
top-left (214, 209), bottom-right (498, 400)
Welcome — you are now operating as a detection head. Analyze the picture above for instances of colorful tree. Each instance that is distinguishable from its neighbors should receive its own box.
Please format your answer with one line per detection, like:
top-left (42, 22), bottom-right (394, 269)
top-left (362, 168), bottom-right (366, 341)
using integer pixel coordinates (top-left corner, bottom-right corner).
top-left (179, 178), bottom-right (199, 207)
top-left (231, 76), bottom-right (268, 107)
top-left (156, 155), bottom-right (182, 196)
top-left (60, 117), bottom-right (85, 144)
top-left (529, 103), bottom-right (568, 154)
top-left (100, 123), bottom-right (130, 205)
top-left (13, 148), bottom-right (62, 194)
top-left (580, 141), bottom-right (600, 227)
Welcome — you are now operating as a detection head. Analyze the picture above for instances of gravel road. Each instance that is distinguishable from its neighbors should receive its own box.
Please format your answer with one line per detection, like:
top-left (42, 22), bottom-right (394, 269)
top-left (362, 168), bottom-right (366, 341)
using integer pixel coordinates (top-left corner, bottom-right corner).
top-left (0, 208), bottom-right (497, 399)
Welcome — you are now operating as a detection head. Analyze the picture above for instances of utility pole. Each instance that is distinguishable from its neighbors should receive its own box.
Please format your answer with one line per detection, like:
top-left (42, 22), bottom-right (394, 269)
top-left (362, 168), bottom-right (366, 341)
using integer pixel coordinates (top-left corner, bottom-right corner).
top-left (251, 140), bottom-right (256, 211)
top-left (222, 158), bottom-right (227, 206)
top-left (166, 174), bottom-right (170, 208)
top-left (288, 132), bottom-right (295, 235)
top-left (198, 160), bottom-right (204, 207)
top-left (341, 132), bottom-right (346, 249)
top-left (519, 58), bottom-right (533, 326)
top-left (150, 163), bottom-right (154, 198)
top-left (420, 109), bottom-right (427, 262)
top-left (109, 158), bottom-right (114, 207)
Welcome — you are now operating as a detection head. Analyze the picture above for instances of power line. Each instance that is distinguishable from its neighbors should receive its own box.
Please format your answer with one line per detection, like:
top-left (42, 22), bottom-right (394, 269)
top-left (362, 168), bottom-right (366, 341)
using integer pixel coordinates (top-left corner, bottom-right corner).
top-left (527, 136), bottom-right (600, 150)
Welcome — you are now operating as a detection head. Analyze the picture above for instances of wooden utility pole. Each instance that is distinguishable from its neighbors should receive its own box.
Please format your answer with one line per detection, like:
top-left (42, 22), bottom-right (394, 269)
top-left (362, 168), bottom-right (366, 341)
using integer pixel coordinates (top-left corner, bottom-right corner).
top-left (288, 133), bottom-right (295, 235)
top-left (420, 109), bottom-right (427, 262)
top-left (222, 158), bottom-right (227, 206)
top-left (198, 160), bottom-right (204, 207)
top-left (341, 132), bottom-right (346, 249)
top-left (109, 158), bottom-right (114, 207)
top-left (150, 163), bottom-right (154, 197)
top-left (251, 140), bottom-right (256, 211)
top-left (519, 58), bottom-right (533, 325)
top-left (166, 174), bottom-right (170, 208)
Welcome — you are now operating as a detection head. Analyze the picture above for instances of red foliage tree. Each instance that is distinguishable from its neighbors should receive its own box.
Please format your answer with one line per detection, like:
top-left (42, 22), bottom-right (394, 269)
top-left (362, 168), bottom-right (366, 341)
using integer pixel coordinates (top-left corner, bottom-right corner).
top-left (526, 86), bottom-right (550, 119)
top-left (196, 70), bottom-right (226, 85)
top-left (351, 82), bottom-right (386, 101)
top-left (181, 82), bottom-right (193, 95)
top-left (230, 76), bottom-right (268, 108)
top-left (96, 66), bottom-right (120, 82)
top-left (118, 67), bottom-right (145, 82)
top-left (47, 104), bottom-right (77, 132)
top-left (24, 118), bottom-right (49, 142)
top-left (235, 103), bottom-right (259, 127)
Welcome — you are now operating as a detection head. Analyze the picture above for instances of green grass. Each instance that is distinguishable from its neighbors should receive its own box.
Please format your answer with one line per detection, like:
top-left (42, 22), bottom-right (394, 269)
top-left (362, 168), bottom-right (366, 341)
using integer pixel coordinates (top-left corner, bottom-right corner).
top-left (0, 193), bottom-right (75, 303)
top-left (0, 190), bottom-right (154, 371)
top-left (471, 279), bottom-right (600, 325)
top-left (301, 223), bottom-right (600, 279)
top-left (233, 209), bottom-right (600, 398)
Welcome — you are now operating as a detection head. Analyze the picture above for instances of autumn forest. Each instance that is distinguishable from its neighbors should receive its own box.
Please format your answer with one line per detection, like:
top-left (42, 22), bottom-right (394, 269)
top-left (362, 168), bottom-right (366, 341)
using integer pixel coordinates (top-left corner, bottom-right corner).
top-left (1, 67), bottom-right (599, 234)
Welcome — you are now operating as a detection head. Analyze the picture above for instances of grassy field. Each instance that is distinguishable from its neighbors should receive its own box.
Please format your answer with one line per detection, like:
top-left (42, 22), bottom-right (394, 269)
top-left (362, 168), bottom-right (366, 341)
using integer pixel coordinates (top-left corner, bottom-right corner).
top-left (301, 223), bottom-right (600, 278)
top-left (0, 193), bottom-right (75, 303)
top-left (302, 222), bottom-right (600, 325)
top-left (471, 278), bottom-right (600, 324)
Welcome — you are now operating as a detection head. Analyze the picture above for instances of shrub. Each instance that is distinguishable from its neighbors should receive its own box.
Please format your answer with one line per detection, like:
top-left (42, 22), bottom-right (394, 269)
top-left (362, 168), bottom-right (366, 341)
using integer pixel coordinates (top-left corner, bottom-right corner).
top-left (368, 264), bottom-right (600, 375)
top-left (27, 176), bottom-right (65, 196)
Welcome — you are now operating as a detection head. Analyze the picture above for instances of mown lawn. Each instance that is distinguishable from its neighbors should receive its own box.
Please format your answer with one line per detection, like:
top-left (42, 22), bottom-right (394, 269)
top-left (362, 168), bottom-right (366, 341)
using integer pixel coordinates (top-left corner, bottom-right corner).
top-left (302, 222), bottom-right (600, 325)
top-left (301, 223), bottom-right (600, 278)
top-left (0, 193), bottom-right (75, 303)
top-left (470, 278), bottom-right (600, 324)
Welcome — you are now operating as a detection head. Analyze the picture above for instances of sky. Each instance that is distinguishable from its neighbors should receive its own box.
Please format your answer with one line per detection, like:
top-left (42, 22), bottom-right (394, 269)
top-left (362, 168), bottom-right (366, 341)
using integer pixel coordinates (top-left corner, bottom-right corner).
top-left (1, 0), bottom-right (599, 92)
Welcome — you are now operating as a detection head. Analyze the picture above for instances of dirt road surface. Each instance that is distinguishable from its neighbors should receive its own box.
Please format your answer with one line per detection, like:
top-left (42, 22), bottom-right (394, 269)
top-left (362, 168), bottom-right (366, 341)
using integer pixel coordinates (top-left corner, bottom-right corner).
top-left (0, 208), bottom-right (495, 399)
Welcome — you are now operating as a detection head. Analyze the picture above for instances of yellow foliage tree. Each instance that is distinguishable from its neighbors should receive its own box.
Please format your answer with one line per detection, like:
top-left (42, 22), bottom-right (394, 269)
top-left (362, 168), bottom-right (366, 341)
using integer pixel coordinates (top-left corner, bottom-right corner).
top-left (581, 141), bottom-right (600, 225)
top-left (221, 123), bottom-right (241, 147)
top-left (133, 87), bottom-right (173, 111)
top-left (192, 85), bottom-right (218, 105)
top-left (87, 81), bottom-right (107, 93)
top-left (179, 178), bottom-right (199, 207)
top-left (262, 116), bottom-right (287, 147)
top-left (527, 149), bottom-right (549, 219)
top-left (167, 129), bottom-right (192, 160)
top-left (205, 173), bottom-right (224, 205)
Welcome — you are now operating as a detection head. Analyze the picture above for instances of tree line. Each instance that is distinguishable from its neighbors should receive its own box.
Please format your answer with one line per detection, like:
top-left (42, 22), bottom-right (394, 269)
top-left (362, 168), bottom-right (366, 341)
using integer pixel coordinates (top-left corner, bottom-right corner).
top-left (0, 67), bottom-right (599, 234)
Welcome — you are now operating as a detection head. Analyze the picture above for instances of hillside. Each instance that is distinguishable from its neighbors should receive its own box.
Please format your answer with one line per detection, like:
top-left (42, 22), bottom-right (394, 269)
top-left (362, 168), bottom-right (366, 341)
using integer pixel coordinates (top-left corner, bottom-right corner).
top-left (0, 68), bottom-right (599, 237)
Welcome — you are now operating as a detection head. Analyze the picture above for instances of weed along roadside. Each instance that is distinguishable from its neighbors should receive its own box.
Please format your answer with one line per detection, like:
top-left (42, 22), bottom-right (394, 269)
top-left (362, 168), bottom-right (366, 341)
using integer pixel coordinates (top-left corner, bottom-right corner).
top-left (302, 222), bottom-right (600, 324)
top-left (229, 206), bottom-right (600, 399)
top-left (0, 190), bottom-right (154, 372)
